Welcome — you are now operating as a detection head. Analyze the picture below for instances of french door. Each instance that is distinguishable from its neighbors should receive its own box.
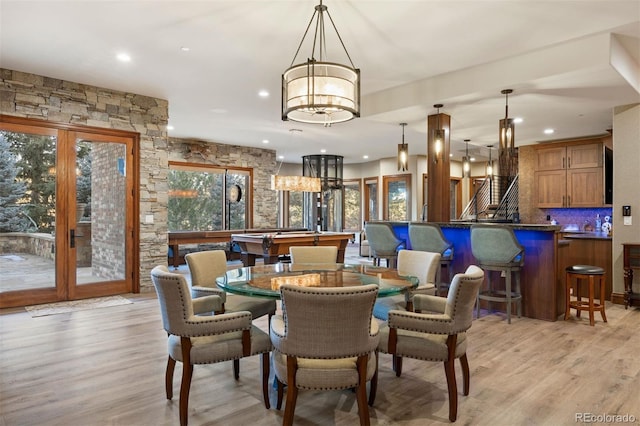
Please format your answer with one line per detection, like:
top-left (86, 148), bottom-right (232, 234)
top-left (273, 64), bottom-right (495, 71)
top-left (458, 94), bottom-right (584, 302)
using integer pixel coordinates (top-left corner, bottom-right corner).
top-left (0, 117), bottom-right (138, 308)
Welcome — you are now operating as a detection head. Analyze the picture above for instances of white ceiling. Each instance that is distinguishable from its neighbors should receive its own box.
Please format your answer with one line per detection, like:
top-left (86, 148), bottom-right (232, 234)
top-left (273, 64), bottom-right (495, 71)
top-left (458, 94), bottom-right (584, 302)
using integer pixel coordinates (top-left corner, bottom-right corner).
top-left (1, 0), bottom-right (639, 164)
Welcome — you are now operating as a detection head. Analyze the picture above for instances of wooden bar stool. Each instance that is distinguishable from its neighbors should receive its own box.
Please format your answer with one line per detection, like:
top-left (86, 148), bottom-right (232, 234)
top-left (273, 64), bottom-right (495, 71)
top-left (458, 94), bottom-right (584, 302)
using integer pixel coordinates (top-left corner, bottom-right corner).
top-left (564, 265), bottom-right (607, 326)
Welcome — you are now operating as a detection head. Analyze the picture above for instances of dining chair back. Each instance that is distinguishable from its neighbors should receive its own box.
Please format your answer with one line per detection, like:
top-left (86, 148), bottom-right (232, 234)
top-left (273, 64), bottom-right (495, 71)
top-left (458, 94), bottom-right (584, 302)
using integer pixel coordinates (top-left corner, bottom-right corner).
top-left (270, 283), bottom-right (380, 425)
top-left (289, 245), bottom-right (338, 263)
top-left (185, 250), bottom-right (276, 321)
top-left (373, 249), bottom-right (440, 321)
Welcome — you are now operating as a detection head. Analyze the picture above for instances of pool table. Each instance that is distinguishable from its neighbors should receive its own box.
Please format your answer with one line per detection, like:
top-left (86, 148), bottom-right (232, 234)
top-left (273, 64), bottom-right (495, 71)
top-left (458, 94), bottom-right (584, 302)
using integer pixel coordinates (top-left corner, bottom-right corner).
top-left (231, 231), bottom-right (355, 266)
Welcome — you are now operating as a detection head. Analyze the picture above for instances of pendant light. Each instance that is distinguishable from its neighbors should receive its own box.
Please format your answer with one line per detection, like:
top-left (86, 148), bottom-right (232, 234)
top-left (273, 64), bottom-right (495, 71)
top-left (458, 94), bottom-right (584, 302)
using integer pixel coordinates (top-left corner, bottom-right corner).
top-left (486, 145), bottom-right (494, 177)
top-left (499, 89), bottom-right (515, 152)
top-left (397, 123), bottom-right (408, 171)
top-left (463, 139), bottom-right (471, 177)
top-left (282, 0), bottom-right (360, 126)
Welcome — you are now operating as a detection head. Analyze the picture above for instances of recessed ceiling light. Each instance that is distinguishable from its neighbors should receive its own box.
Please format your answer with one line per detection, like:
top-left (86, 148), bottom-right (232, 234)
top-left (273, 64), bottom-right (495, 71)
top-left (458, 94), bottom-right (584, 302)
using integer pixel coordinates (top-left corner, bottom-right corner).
top-left (116, 53), bottom-right (131, 62)
top-left (167, 125), bottom-right (174, 131)
top-left (514, 117), bottom-right (523, 124)
top-left (180, 46), bottom-right (190, 52)
top-left (320, 149), bottom-right (326, 153)
top-left (470, 157), bottom-right (476, 162)
top-left (262, 139), bottom-right (269, 144)
top-left (258, 90), bottom-right (269, 98)
top-left (544, 128), bottom-right (555, 135)
top-left (450, 153), bottom-right (453, 157)
top-left (278, 155), bottom-right (284, 160)
top-left (363, 155), bottom-right (369, 159)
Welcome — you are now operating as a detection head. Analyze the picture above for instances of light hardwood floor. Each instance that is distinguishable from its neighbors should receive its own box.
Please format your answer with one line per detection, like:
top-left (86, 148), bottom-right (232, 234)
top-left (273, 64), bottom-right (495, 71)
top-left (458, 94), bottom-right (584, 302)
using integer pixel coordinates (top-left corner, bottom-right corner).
top-left (1, 292), bottom-right (640, 426)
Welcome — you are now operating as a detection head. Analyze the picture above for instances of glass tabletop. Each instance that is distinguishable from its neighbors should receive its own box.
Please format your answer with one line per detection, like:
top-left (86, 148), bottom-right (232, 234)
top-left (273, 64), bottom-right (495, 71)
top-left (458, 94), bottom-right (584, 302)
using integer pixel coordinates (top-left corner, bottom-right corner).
top-left (216, 263), bottom-right (418, 299)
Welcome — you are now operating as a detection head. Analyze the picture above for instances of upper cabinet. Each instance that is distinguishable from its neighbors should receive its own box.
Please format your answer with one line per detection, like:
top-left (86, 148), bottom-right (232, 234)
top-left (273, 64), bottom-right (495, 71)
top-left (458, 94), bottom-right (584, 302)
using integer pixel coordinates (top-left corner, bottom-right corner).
top-left (534, 136), bottom-right (612, 208)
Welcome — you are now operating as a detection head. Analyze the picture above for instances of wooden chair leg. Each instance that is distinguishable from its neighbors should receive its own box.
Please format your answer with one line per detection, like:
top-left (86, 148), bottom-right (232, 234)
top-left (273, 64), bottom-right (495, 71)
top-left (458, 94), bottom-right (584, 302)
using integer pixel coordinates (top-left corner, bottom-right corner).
top-left (599, 276), bottom-right (608, 323)
top-left (444, 360), bottom-right (458, 422)
top-left (588, 277), bottom-right (596, 326)
top-left (444, 335), bottom-right (458, 422)
top-left (368, 351), bottom-right (378, 406)
top-left (355, 356), bottom-right (371, 426)
top-left (179, 337), bottom-right (193, 426)
top-left (393, 355), bottom-right (403, 377)
top-left (261, 353), bottom-right (270, 409)
top-left (233, 359), bottom-right (240, 380)
top-left (166, 356), bottom-right (176, 400)
top-left (460, 354), bottom-right (470, 396)
top-left (283, 357), bottom-right (298, 426)
top-left (276, 378), bottom-right (284, 410)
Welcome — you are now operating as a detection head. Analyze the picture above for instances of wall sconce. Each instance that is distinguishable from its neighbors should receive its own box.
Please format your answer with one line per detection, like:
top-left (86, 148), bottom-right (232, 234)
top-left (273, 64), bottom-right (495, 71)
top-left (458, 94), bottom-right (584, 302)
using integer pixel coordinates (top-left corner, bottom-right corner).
top-left (433, 104), bottom-right (444, 163)
top-left (397, 122), bottom-right (408, 171)
top-left (486, 145), bottom-right (494, 177)
top-left (463, 139), bottom-right (471, 177)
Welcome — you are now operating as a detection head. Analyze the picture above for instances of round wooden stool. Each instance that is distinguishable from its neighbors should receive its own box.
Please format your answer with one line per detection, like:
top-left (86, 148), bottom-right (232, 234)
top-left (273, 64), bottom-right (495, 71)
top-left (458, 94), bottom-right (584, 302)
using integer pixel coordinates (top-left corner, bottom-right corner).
top-left (564, 265), bottom-right (607, 326)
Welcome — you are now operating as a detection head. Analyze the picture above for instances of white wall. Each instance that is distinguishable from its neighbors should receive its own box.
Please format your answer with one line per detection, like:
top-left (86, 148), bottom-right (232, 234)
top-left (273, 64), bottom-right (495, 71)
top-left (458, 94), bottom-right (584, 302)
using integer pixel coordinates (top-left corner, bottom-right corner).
top-left (612, 103), bottom-right (640, 295)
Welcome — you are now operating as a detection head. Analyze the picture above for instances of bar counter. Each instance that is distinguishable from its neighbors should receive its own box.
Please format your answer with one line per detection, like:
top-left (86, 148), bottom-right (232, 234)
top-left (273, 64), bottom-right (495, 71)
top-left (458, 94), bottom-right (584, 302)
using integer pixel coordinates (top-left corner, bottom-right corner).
top-left (374, 221), bottom-right (563, 321)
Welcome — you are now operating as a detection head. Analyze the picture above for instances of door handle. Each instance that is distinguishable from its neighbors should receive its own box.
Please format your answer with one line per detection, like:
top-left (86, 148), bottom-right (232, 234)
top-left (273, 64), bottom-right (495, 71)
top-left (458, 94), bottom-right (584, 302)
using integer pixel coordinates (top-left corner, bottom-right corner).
top-left (70, 229), bottom-right (75, 248)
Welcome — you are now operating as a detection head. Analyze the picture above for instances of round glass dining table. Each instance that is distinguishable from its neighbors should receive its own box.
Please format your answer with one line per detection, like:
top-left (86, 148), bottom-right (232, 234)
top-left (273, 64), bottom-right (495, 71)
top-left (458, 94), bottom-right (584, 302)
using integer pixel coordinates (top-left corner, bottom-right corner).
top-left (216, 263), bottom-right (418, 299)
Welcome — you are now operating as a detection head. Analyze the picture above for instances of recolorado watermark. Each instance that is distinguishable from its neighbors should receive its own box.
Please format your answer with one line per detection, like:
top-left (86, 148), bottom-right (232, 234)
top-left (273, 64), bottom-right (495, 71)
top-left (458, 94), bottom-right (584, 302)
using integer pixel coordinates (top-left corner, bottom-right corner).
top-left (575, 413), bottom-right (636, 423)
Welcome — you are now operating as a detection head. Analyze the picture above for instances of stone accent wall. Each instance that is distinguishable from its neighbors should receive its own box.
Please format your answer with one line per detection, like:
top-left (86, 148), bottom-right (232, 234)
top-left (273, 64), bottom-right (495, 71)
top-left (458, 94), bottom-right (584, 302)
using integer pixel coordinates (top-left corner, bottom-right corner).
top-left (1, 68), bottom-right (279, 291)
top-left (168, 138), bottom-right (278, 228)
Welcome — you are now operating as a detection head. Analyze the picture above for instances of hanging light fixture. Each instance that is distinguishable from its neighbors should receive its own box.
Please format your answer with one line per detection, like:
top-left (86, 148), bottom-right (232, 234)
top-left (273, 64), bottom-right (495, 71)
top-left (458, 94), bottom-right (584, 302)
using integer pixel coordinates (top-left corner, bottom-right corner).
top-left (397, 123), bottom-right (409, 171)
top-left (271, 129), bottom-right (322, 192)
top-left (499, 89), bottom-right (515, 152)
top-left (282, 0), bottom-right (360, 126)
top-left (432, 104), bottom-right (444, 163)
top-left (486, 145), bottom-right (494, 177)
top-left (463, 139), bottom-right (471, 177)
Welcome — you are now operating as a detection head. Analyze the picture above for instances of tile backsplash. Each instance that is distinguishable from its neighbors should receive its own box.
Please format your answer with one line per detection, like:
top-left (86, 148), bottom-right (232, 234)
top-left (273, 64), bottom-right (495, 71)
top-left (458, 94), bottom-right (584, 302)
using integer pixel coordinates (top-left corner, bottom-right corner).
top-left (536, 208), bottom-right (613, 231)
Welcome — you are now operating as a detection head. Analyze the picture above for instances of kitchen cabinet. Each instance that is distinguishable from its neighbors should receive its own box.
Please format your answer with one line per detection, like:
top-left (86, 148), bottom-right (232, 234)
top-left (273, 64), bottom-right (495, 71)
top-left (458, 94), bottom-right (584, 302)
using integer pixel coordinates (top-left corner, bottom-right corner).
top-left (535, 139), bottom-right (609, 208)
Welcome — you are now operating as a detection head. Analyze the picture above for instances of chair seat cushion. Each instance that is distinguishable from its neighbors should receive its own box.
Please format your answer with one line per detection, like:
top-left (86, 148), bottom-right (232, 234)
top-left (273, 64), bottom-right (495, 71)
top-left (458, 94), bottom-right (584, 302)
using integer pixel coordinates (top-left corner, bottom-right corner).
top-left (272, 349), bottom-right (377, 390)
top-left (378, 325), bottom-right (467, 361)
top-left (566, 264), bottom-right (605, 275)
top-left (169, 325), bottom-right (271, 364)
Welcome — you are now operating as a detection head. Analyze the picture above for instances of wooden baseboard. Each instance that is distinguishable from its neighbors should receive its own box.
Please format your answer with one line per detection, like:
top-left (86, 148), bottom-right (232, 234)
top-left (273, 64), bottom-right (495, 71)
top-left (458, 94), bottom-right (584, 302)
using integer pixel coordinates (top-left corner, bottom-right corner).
top-left (611, 292), bottom-right (625, 305)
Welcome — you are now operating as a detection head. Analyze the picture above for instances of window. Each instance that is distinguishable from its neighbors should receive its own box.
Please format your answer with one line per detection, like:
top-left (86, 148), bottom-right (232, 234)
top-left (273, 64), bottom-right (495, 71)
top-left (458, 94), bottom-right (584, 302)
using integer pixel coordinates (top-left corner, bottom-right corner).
top-left (383, 174), bottom-right (411, 221)
top-left (363, 177), bottom-right (378, 223)
top-left (343, 179), bottom-right (361, 231)
top-left (168, 162), bottom-right (252, 231)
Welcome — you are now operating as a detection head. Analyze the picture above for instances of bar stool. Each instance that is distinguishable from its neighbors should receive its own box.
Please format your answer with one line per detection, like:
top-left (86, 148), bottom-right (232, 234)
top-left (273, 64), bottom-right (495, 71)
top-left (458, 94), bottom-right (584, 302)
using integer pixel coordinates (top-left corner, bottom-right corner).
top-left (564, 265), bottom-right (607, 326)
top-left (471, 225), bottom-right (524, 324)
top-left (408, 222), bottom-right (454, 295)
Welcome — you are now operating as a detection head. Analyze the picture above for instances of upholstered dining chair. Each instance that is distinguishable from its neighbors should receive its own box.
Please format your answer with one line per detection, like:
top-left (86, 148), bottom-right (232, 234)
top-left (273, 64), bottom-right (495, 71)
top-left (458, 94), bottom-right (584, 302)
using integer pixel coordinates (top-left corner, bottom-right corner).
top-left (150, 266), bottom-right (272, 426)
top-left (289, 245), bottom-right (338, 263)
top-left (372, 249), bottom-right (441, 321)
top-left (270, 284), bottom-right (380, 426)
top-left (364, 222), bottom-right (404, 268)
top-left (377, 265), bottom-right (484, 422)
top-left (408, 222), bottom-right (454, 294)
top-left (185, 250), bottom-right (276, 321)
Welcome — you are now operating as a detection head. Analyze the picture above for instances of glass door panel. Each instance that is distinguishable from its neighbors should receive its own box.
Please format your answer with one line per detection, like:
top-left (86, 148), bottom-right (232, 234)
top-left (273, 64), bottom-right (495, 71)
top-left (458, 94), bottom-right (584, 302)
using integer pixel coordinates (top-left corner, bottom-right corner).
top-left (70, 132), bottom-right (133, 299)
top-left (0, 128), bottom-right (58, 301)
top-left (74, 138), bottom-right (126, 286)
